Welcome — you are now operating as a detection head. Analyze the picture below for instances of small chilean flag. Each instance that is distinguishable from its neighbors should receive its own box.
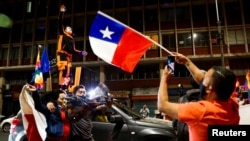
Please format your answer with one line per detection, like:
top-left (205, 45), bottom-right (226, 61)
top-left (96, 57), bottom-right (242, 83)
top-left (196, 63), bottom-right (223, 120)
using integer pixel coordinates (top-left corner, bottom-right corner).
top-left (89, 11), bottom-right (153, 73)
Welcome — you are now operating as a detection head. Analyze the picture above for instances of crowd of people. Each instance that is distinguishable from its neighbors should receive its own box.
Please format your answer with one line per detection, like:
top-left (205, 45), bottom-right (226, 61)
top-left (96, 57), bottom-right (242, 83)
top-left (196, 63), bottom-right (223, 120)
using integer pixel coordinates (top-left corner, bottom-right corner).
top-left (17, 3), bottom-right (244, 141)
top-left (21, 82), bottom-right (110, 141)
top-left (19, 4), bottom-right (109, 141)
top-left (20, 53), bottom-right (244, 141)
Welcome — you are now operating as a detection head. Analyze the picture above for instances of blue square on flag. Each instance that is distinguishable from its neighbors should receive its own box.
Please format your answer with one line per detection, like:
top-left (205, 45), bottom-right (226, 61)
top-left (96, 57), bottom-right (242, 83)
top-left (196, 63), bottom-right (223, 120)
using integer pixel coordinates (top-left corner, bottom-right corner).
top-left (89, 11), bottom-right (153, 73)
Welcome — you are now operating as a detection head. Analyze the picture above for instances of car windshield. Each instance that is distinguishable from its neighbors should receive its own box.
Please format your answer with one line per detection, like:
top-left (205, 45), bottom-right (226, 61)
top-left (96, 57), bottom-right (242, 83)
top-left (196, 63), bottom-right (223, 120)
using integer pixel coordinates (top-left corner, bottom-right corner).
top-left (113, 101), bottom-right (142, 119)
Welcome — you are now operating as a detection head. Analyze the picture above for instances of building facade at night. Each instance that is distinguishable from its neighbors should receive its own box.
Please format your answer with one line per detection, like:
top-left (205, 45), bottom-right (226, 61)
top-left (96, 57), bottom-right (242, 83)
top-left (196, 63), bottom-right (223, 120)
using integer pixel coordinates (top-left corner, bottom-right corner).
top-left (0, 0), bottom-right (250, 116)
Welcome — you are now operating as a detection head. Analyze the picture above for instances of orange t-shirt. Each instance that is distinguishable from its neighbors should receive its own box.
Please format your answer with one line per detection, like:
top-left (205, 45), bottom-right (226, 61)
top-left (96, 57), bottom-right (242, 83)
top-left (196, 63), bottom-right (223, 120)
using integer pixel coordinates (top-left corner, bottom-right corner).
top-left (178, 97), bottom-right (239, 141)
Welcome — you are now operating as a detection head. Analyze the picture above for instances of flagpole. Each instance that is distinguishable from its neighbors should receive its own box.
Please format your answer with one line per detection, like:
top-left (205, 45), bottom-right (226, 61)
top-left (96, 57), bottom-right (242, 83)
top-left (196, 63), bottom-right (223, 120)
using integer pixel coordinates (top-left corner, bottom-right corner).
top-left (49, 71), bottom-right (52, 91)
top-left (98, 11), bottom-right (174, 56)
top-left (215, 0), bottom-right (225, 67)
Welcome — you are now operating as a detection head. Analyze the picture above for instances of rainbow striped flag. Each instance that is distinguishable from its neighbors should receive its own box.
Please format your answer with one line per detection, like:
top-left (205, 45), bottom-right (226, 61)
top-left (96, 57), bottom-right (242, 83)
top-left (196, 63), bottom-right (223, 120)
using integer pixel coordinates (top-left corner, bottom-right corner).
top-left (31, 47), bottom-right (50, 90)
top-left (245, 70), bottom-right (250, 101)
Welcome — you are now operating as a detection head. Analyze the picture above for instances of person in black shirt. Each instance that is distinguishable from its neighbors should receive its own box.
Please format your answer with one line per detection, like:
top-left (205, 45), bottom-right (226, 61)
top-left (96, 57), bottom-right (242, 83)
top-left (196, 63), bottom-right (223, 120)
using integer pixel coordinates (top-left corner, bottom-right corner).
top-left (57, 5), bottom-right (87, 90)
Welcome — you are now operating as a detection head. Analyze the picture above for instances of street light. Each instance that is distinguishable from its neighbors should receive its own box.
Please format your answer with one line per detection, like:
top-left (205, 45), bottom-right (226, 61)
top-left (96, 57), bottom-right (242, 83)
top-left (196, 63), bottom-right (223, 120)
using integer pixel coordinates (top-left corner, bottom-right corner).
top-left (215, 0), bottom-right (225, 67)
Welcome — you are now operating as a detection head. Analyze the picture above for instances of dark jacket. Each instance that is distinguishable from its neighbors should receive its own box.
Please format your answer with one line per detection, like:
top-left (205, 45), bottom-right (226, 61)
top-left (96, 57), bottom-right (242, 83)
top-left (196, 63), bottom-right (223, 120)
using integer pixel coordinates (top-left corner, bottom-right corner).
top-left (32, 91), bottom-right (64, 138)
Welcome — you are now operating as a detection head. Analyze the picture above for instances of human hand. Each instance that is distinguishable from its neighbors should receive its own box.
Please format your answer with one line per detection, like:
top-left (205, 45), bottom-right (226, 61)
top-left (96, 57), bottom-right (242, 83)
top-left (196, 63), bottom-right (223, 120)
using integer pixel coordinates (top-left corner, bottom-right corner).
top-left (79, 51), bottom-right (88, 56)
top-left (47, 102), bottom-right (56, 113)
top-left (60, 5), bottom-right (66, 12)
top-left (162, 65), bottom-right (173, 81)
top-left (25, 84), bottom-right (36, 92)
top-left (172, 52), bottom-right (190, 65)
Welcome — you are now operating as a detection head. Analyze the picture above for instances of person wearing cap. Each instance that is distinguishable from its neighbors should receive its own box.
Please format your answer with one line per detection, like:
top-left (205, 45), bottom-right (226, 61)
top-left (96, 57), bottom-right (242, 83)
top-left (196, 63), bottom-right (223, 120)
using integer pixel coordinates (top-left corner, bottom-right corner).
top-left (158, 52), bottom-right (239, 141)
top-left (57, 5), bottom-right (88, 90)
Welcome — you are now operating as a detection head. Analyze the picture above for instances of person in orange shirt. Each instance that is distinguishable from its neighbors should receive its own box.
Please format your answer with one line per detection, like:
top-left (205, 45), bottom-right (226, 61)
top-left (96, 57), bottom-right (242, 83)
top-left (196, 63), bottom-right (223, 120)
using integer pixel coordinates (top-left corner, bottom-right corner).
top-left (157, 52), bottom-right (239, 141)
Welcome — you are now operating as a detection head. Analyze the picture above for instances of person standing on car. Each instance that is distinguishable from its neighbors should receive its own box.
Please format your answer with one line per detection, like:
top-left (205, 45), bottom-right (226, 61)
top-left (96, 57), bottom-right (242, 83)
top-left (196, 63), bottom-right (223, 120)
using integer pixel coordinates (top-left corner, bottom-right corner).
top-left (139, 104), bottom-right (150, 118)
top-left (157, 52), bottom-right (240, 141)
top-left (57, 4), bottom-right (87, 90)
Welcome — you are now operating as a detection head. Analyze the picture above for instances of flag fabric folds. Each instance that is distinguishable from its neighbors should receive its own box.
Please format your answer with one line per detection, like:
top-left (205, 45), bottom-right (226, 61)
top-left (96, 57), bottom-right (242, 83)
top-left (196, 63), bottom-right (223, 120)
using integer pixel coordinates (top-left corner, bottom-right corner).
top-left (32, 49), bottom-right (44, 90)
top-left (41, 47), bottom-right (50, 75)
top-left (19, 84), bottom-right (47, 141)
top-left (31, 47), bottom-right (50, 90)
top-left (40, 48), bottom-right (50, 81)
top-left (89, 11), bottom-right (153, 73)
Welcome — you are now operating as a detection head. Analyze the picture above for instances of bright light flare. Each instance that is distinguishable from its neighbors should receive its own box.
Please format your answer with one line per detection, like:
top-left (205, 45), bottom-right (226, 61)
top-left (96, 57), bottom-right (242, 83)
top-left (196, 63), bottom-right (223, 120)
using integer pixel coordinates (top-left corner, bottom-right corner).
top-left (87, 89), bottom-right (96, 100)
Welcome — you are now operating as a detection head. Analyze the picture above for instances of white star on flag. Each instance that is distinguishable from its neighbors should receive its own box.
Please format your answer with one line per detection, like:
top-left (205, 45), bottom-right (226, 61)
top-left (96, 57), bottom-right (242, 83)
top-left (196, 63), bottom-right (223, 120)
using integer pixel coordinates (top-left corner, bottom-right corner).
top-left (100, 26), bottom-right (114, 39)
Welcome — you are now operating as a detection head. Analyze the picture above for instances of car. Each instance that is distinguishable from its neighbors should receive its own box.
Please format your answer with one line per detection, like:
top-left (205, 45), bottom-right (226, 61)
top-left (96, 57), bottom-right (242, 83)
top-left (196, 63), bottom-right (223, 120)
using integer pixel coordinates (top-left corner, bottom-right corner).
top-left (9, 101), bottom-right (176, 141)
top-left (0, 115), bottom-right (15, 132)
top-left (0, 114), bottom-right (6, 122)
top-left (8, 111), bottom-right (27, 141)
top-left (92, 100), bottom-right (176, 141)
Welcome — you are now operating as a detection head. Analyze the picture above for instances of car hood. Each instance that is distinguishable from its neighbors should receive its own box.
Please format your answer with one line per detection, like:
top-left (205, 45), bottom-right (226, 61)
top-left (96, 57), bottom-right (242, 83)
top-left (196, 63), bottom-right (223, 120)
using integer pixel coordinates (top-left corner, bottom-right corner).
top-left (135, 117), bottom-right (173, 129)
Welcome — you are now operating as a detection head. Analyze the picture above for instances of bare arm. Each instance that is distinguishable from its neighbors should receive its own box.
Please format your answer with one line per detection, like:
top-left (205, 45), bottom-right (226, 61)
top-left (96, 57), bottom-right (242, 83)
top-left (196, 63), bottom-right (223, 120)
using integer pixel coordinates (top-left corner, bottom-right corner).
top-left (173, 52), bottom-right (205, 84)
top-left (25, 84), bottom-right (47, 113)
top-left (73, 43), bottom-right (88, 56)
top-left (58, 5), bottom-right (66, 34)
top-left (157, 66), bottom-right (179, 119)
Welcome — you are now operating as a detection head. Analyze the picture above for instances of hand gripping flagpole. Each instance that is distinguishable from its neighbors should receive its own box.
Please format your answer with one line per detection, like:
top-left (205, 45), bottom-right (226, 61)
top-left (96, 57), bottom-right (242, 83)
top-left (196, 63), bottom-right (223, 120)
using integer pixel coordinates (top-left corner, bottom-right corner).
top-left (98, 11), bottom-right (174, 56)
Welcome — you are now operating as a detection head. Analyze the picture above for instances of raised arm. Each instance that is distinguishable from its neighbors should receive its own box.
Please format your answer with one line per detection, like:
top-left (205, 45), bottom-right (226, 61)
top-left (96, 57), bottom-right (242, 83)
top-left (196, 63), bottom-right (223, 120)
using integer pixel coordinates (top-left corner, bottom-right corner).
top-left (173, 52), bottom-right (205, 84)
top-left (58, 5), bottom-right (66, 35)
top-left (72, 43), bottom-right (88, 56)
top-left (157, 66), bottom-right (179, 119)
top-left (25, 84), bottom-right (47, 113)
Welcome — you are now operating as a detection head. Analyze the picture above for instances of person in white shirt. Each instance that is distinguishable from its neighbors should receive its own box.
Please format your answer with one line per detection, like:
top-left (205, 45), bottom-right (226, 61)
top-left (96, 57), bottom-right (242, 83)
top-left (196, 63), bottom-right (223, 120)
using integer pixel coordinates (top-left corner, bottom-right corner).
top-left (139, 104), bottom-right (150, 118)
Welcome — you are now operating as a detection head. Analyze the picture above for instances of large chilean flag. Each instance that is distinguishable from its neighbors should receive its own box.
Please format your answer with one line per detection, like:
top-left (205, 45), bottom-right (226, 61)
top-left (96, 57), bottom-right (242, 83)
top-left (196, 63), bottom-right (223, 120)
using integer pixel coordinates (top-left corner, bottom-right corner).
top-left (19, 84), bottom-right (47, 141)
top-left (89, 11), bottom-right (153, 73)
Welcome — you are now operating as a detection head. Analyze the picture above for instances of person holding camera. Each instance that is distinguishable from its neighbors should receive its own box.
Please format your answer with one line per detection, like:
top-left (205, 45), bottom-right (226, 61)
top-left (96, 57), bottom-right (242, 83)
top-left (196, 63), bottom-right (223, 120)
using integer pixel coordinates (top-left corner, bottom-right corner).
top-left (157, 53), bottom-right (239, 141)
top-left (139, 104), bottom-right (150, 118)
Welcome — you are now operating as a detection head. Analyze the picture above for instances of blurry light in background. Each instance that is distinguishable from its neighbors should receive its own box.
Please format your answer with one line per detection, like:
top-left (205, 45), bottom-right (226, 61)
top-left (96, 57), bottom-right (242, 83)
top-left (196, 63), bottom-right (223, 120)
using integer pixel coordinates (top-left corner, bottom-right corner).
top-left (27, 1), bottom-right (32, 13)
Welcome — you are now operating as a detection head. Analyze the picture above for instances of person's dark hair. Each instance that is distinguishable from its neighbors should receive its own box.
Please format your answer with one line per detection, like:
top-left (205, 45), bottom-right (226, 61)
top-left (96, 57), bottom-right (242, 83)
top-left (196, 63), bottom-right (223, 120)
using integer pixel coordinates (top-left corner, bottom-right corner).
top-left (54, 89), bottom-right (65, 98)
top-left (41, 91), bottom-right (59, 106)
top-left (41, 91), bottom-right (54, 103)
top-left (73, 85), bottom-right (85, 94)
top-left (211, 66), bottom-right (236, 100)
